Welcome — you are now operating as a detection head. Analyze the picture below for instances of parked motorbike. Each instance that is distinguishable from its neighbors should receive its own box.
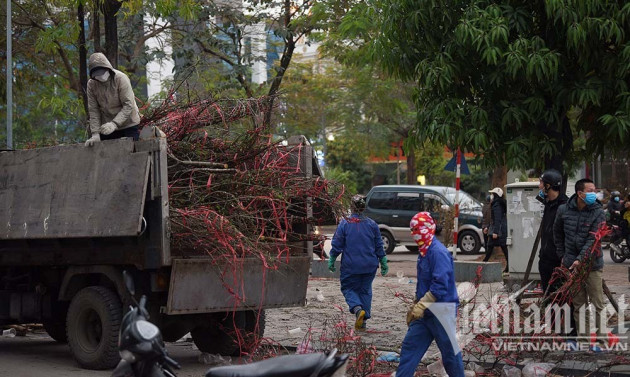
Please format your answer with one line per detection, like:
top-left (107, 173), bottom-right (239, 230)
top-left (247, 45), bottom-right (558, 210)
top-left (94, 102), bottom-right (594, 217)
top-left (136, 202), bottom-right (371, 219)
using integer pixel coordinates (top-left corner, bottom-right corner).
top-left (313, 239), bottom-right (329, 260)
top-left (608, 223), bottom-right (630, 263)
top-left (114, 271), bottom-right (349, 377)
top-left (112, 271), bottom-right (181, 377)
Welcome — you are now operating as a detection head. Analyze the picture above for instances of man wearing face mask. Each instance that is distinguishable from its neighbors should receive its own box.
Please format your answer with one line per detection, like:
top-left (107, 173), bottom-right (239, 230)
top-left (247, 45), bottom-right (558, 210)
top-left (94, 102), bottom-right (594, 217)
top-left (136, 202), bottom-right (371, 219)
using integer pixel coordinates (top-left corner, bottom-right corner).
top-left (553, 178), bottom-right (606, 351)
top-left (607, 191), bottom-right (623, 225)
top-left (85, 52), bottom-right (140, 147)
top-left (537, 169), bottom-right (568, 295)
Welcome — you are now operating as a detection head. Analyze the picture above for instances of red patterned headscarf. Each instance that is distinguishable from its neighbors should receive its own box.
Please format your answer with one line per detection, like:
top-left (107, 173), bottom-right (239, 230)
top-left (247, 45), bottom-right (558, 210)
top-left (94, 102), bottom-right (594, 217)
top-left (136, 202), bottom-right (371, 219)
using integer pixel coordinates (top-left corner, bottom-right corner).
top-left (410, 212), bottom-right (436, 257)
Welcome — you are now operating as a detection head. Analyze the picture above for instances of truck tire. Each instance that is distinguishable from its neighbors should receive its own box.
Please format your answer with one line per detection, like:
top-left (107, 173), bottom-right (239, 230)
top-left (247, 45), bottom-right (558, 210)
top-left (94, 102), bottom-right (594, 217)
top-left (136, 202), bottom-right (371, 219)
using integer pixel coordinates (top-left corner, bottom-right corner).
top-left (192, 310), bottom-right (265, 356)
top-left (66, 286), bottom-right (122, 370)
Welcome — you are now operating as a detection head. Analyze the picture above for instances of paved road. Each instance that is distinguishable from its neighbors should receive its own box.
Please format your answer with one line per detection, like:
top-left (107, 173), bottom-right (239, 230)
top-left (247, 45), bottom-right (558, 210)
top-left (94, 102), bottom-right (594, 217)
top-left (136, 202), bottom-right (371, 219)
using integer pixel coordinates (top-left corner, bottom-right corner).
top-left (0, 333), bottom-right (224, 377)
top-left (1, 241), bottom-right (627, 376)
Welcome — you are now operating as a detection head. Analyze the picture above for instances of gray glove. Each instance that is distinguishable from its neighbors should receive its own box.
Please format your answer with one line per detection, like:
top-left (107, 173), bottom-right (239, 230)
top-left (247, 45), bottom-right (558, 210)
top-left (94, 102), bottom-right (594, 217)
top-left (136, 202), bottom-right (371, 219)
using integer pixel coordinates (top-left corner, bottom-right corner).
top-left (100, 122), bottom-right (117, 135)
top-left (85, 133), bottom-right (101, 147)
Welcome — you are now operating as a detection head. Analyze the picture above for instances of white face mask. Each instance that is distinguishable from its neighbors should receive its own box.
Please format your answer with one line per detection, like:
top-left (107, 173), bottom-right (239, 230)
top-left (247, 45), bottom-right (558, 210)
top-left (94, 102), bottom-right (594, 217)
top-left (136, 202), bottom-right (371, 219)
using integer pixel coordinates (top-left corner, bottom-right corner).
top-left (94, 71), bottom-right (110, 82)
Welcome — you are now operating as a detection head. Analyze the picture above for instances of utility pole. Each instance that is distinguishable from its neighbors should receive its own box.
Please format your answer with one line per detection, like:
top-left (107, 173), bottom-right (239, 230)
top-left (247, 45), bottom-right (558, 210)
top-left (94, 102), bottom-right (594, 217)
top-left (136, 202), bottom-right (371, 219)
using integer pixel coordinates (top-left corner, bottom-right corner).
top-left (453, 148), bottom-right (461, 259)
top-left (6, 0), bottom-right (13, 150)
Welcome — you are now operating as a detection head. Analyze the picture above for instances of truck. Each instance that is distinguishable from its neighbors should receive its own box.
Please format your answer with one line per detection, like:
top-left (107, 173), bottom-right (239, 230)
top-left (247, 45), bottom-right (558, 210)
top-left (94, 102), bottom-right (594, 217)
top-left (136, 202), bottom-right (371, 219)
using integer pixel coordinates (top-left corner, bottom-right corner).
top-left (0, 136), bottom-right (318, 369)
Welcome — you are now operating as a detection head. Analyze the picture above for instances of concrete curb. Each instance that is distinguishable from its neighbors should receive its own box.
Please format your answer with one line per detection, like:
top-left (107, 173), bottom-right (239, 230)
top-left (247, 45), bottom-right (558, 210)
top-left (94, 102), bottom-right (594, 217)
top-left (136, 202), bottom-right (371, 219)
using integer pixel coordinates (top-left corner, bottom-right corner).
top-left (455, 261), bottom-right (503, 282)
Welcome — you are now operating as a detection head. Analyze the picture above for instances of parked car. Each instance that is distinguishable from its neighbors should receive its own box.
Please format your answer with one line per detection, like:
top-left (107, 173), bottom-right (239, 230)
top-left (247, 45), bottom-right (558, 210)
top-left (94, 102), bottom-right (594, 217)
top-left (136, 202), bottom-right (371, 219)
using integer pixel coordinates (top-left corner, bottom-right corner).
top-left (364, 185), bottom-right (484, 254)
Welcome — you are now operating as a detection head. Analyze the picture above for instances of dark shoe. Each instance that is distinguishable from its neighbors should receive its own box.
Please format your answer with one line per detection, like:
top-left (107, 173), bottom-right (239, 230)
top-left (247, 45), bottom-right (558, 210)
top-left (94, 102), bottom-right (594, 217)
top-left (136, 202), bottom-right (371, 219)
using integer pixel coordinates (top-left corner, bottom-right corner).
top-left (355, 309), bottom-right (366, 331)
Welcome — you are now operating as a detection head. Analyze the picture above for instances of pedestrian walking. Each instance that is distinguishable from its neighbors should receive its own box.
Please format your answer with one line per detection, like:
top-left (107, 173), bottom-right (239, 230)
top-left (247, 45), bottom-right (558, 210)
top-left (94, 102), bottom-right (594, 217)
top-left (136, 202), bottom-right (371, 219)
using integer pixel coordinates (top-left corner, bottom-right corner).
top-left (553, 178), bottom-right (607, 351)
top-left (481, 195), bottom-right (492, 253)
top-left (397, 212), bottom-right (464, 377)
top-left (482, 187), bottom-right (509, 274)
top-left (328, 195), bottom-right (388, 331)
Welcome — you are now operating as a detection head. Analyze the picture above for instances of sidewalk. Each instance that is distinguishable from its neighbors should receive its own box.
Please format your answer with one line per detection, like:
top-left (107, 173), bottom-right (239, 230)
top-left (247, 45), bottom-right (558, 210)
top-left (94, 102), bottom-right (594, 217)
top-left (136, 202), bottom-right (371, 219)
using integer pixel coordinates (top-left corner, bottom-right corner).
top-left (266, 275), bottom-right (630, 376)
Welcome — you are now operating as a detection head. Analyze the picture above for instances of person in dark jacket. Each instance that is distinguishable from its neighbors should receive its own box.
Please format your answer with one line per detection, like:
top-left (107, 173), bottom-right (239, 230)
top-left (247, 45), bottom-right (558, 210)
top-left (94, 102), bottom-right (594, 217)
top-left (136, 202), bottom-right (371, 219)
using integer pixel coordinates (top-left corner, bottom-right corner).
top-left (481, 195), bottom-right (492, 252)
top-left (483, 187), bottom-right (509, 273)
top-left (553, 178), bottom-right (606, 350)
top-left (607, 190), bottom-right (623, 224)
top-left (397, 212), bottom-right (464, 377)
top-left (328, 195), bottom-right (387, 330)
top-left (537, 169), bottom-right (568, 294)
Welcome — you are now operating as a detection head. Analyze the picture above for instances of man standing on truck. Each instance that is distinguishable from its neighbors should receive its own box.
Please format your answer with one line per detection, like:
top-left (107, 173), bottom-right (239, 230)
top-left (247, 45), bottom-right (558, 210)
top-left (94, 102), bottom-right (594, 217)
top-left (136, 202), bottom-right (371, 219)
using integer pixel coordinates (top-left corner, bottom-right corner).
top-left (85, 52), bottom-right (141, 146)
top-left (397, 212), bottom-right (464, 377)
top-left (328, 195), bottom-right (388, 331)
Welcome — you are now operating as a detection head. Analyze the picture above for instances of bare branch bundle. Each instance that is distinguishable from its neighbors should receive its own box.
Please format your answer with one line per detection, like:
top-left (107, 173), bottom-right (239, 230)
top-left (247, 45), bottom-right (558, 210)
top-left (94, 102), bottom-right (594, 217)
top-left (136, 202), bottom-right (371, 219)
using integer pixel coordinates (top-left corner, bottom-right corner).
top-left (141, 94), bottom-right (349, 264)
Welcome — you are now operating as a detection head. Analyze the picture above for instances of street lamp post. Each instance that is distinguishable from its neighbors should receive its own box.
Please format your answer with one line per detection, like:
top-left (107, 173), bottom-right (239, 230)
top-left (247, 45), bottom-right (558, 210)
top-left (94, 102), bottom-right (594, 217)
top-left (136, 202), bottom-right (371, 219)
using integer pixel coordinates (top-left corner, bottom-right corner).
top-left (6, 0), bottom-right (13, 150)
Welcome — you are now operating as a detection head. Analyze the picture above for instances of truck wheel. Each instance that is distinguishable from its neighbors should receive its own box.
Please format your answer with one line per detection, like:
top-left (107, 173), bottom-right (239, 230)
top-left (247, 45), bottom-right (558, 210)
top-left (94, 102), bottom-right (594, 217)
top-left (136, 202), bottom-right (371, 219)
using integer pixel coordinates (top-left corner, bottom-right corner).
top-left (381, 231), bottom-right (395, 254)
top-left (66, 286), bottom-right (122, 370)
top-left (192, 310), bottom-right (265, 356)
top-left (458, 230), bottom-right (481, 254)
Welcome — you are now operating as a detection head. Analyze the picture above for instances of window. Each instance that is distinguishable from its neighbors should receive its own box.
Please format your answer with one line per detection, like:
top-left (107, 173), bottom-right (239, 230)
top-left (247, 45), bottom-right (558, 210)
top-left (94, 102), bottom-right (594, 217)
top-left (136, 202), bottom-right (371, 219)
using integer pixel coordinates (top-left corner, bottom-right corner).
top-left (423, 194), bottom-right (444, 212)
top-left (368, 192), bottom-right (397, 209)
top-left (396, 192), bottom-right (422, 211)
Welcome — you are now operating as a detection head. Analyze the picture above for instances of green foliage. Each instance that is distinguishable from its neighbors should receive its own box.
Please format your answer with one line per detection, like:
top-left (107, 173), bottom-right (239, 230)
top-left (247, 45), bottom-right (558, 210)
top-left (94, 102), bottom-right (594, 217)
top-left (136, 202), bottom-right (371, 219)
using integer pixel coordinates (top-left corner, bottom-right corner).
top-left (326, 136), bottom-right (373, 194)
top-left (371, 0), bottom-right (630, 174)
top-left (414, 142), bottom-right (452, 186)
top-left (322, 166), bottom-right (358, 195)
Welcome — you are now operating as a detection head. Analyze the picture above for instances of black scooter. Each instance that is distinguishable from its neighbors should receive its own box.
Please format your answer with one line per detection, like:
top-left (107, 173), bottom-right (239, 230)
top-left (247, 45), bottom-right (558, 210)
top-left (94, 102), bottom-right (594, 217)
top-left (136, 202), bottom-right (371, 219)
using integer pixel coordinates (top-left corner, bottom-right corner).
top-left (112, 271), bottom-right (181, 377)
top-left (608, 223), bottom-right (630, 263)
top-left (113, 271), bottom-right (349, 377)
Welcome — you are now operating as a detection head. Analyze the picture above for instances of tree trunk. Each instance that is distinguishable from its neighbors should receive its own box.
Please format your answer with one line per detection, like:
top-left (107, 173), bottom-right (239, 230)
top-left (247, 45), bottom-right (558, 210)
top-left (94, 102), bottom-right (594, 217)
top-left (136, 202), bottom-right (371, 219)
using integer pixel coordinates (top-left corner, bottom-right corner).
top-left (264, 0), bottom-right (296, 126)
top-left (93, 1), bottom-right (101, 52)
top-left (491, 165), bottom-right (507, 190)
top-left (406, 145), bottom-right (416, 185)
top-left (78, 2), bottom-right (89, 117)
top-left (102, 0), bottom-right (122, 68)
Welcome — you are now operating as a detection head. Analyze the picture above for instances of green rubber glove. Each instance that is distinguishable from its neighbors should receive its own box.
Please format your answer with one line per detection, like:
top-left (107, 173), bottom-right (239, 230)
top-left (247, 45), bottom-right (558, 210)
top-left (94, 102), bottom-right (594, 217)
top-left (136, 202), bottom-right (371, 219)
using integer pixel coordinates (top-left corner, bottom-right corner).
top-left (328, 255), bottom-right (338, 272)
top-left (380, 256), bottom-right (389, 276)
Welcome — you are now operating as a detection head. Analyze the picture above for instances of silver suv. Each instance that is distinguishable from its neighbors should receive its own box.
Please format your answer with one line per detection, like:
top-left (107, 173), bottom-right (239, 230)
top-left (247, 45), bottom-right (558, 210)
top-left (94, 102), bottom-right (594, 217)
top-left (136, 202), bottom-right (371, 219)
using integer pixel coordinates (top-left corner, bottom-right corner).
top-left (364, 185), bottom-right (484, 254)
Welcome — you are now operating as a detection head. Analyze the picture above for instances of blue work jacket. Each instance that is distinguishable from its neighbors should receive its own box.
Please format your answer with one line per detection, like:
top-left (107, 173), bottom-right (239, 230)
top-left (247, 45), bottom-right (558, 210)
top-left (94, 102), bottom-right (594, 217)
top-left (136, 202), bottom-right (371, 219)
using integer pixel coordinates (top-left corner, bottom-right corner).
top-left (330, 214), bottom-right (385, 274)
top-left (415, 239), bottom-right (459, 316)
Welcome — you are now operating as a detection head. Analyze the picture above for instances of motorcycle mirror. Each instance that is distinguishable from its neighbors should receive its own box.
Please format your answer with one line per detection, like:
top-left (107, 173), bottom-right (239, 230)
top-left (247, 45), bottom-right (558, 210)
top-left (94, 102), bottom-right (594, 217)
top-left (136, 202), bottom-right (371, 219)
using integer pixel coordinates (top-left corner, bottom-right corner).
top-left (123, 270), bottom-right (136, 296)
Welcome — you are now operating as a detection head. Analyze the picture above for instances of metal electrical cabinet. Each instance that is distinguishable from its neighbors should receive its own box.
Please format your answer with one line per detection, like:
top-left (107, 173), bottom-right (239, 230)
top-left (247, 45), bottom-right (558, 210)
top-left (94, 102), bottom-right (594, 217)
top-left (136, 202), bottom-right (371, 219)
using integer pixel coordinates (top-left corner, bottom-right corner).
top-left (505, 181), bottom-right (545, 280)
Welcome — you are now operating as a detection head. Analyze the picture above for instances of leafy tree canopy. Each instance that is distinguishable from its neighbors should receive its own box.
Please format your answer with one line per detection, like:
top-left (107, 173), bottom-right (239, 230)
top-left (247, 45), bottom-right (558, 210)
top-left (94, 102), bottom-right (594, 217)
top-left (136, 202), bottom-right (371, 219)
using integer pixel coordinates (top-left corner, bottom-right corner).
top-left (370, 0), bottom-right (630, 175)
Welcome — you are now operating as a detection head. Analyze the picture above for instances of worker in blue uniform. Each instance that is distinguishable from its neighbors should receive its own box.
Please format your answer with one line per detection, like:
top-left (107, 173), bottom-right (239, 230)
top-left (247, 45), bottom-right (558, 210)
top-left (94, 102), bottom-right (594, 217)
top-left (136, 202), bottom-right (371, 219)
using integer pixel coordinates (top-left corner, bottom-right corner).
top-left (397, 212), bottom-right (464, 377)
top-left (328, 194), bottom-right (388, 330)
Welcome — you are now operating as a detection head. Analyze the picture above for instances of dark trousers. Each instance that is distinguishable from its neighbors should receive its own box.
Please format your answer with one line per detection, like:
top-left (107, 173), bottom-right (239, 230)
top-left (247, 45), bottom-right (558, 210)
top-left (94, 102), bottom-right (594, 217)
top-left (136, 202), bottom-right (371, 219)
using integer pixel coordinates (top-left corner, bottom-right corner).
top-left (538, 259), bottom-right (561, 295)
top-left (539, 260), bottom-right (577, 337)
top-left (101, 125), bottom-right (140, 141)
top-left (483, 243), bottom-right (508, 271)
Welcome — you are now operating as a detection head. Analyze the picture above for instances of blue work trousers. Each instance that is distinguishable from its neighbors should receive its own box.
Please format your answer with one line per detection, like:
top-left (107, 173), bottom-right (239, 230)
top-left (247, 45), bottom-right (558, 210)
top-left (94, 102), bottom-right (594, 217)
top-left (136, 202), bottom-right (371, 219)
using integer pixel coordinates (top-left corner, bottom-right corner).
top-left (397, 306), bottom-right (464, 377)
top-left (340, 272), bottom-right (375, 319)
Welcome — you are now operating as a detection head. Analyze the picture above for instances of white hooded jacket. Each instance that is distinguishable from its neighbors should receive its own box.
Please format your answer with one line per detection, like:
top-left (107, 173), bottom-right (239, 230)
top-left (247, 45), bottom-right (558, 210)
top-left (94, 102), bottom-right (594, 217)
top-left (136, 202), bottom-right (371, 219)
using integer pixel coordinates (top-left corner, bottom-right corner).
top-left (87, 53), bottom-right (140, 134)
